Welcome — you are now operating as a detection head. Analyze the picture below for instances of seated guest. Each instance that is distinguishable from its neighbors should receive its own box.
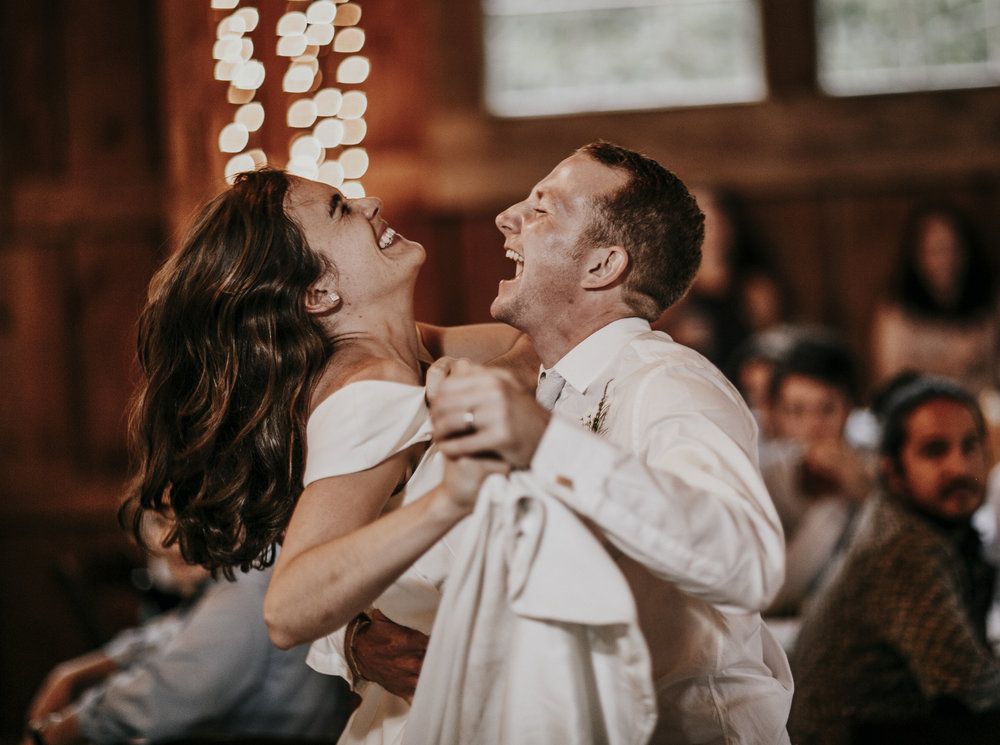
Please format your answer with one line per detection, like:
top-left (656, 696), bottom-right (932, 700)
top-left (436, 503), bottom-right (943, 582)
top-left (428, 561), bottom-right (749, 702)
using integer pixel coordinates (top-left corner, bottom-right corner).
top-left (725, 325), bottom-right (800, 436)
top-left (759, 333), bottom-right (876, 618)
top-left (788, 376), bottom-right (1000, 745)
top-left (870, 202), bottom-right (1000, 398)
top-left (22, 509), bottom-right (350, 745)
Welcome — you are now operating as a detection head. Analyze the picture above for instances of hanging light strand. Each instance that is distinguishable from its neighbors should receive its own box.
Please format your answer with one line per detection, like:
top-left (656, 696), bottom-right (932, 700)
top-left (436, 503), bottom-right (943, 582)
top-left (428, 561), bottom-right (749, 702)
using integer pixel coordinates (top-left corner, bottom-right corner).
top-left (210, 0), bottom-right (370, 193)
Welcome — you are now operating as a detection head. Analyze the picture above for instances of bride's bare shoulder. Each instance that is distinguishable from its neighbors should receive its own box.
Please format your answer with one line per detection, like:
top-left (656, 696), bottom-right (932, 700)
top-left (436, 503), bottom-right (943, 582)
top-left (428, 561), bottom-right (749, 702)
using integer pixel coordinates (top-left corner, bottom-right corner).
top-left (311, 349), bottom-right (420, 406)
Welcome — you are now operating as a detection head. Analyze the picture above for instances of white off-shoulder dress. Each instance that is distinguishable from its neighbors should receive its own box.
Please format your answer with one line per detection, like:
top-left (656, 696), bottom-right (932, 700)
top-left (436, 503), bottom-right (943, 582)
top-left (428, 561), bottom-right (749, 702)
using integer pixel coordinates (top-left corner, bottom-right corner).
top-left (302, 380), bottom-right (461, 745)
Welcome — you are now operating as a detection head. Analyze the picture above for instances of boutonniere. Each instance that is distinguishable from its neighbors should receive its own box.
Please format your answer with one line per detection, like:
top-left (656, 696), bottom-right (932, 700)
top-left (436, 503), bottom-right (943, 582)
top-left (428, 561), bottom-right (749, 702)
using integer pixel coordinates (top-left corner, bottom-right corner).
top-left (581, 379), bottom-right (613, 434)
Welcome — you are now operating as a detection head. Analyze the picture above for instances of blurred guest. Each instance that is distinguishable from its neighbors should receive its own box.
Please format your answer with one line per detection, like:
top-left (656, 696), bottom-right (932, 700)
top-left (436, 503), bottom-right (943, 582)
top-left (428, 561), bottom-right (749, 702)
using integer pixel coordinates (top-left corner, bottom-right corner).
top-left (656, 188), bottom-right (788, 368)
top-left (22, 509), bottom-right (350, 745)
top-left (788, 376), bottom-right (1000, 745)
top-left (977, 461), bottom-right (1000, 650)
top-left (759, 333), bottom-right (876, 619)
top-left (870, 202), bottom-right (999, 397)
top-left (727, 324), bottom-right (820, 436)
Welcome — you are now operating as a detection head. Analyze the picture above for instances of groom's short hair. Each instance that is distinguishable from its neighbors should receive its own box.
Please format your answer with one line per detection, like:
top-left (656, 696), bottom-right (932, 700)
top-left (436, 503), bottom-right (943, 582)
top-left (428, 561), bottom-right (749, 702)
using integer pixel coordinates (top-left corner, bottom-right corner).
top-left (577, 140), bottom-right (705, 321)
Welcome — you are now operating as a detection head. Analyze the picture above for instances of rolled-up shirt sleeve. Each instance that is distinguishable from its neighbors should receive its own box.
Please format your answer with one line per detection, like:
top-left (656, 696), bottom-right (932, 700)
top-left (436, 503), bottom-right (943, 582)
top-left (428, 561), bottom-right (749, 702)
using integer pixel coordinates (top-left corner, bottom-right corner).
top-left (530, 363), bottom-right (786, 614)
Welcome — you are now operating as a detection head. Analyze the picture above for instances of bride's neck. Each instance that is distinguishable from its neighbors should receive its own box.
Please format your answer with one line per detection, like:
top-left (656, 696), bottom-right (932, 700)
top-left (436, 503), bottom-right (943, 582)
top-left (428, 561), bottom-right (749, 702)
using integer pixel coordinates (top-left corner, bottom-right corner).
top-left (330, 313), bottom-right (424, 377)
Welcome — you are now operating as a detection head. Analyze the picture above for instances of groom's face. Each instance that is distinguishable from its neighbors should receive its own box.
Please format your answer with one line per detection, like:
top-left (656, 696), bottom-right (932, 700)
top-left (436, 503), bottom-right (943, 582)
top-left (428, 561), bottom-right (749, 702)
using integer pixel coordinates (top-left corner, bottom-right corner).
top-left (490, 153), bottom-right (625, 336)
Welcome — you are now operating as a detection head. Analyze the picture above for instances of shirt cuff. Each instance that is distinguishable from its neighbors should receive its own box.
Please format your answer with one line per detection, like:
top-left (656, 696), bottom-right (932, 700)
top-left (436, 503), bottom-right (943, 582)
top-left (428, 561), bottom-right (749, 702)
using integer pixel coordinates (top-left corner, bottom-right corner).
top-left (72, 684), bottom-right (127, 744)
top-left (305, 627), bottom-right (353, 683)
top-left (530, 412), bottom-right (620, 517)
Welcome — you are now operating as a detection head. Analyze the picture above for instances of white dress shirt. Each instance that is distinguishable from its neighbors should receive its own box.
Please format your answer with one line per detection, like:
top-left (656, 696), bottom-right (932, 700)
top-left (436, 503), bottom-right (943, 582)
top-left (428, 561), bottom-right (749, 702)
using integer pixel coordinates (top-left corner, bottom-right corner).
top-left (531, 317), bottom-right (793, 745)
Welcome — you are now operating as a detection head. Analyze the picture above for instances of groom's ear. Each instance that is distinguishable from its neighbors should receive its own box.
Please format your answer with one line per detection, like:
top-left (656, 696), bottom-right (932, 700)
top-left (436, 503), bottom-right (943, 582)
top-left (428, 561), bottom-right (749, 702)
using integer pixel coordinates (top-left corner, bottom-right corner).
top-left (581, 245), bottom-right (629, 289)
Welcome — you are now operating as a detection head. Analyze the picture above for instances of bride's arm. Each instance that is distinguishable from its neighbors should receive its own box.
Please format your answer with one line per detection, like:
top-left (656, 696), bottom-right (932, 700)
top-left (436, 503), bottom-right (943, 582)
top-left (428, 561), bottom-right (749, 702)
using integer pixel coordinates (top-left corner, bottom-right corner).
top-left (265, 448), bottom-right (452, 649)
top-left (264, 450), bottom-right (493, 649)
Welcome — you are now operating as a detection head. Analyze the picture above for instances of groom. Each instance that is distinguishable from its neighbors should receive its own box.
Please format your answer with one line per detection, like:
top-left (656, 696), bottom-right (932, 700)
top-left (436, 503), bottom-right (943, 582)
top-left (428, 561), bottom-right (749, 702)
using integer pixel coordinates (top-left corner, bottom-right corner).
top-left (365, 141), bottom-right (793, 743)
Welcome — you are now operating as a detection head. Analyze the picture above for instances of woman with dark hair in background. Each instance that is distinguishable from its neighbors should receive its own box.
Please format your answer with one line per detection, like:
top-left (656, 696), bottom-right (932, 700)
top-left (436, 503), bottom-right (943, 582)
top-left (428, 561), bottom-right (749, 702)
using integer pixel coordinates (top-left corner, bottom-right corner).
top-left (121, 168), bottom-right (534, 744)
top-left (870, 202), bottom-right (999, 397)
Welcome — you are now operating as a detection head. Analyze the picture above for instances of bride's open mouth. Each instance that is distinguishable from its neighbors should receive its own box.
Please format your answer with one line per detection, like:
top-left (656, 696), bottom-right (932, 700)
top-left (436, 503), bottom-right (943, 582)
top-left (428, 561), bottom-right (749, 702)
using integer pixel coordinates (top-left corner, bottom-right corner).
top-left (378, 227), bottom-right (398, 250)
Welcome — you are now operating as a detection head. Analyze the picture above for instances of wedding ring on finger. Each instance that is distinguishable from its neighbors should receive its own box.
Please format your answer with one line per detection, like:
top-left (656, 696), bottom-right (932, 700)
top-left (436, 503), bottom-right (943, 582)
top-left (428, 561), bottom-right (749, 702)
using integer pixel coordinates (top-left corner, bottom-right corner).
top-left (463, 409), bottom-right (476, 431)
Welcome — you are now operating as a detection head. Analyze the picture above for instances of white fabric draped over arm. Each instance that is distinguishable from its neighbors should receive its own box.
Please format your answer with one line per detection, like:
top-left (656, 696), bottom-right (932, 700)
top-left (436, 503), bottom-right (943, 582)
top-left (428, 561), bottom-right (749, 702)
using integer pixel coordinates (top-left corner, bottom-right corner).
top-left (403, 472), bottom-right (656, 745)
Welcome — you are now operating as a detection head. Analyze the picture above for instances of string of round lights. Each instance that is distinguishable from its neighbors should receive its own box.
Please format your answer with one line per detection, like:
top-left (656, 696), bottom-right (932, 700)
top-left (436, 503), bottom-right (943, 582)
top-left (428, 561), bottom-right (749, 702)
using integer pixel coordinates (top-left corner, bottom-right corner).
top-left (210, 0), bottom-right (370, 195)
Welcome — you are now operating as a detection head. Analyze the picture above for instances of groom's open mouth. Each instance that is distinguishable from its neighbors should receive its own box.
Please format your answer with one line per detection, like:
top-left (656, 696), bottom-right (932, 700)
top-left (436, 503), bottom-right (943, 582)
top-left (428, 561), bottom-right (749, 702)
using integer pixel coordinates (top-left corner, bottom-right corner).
top-left (504, 248), bottom-right (524, 278)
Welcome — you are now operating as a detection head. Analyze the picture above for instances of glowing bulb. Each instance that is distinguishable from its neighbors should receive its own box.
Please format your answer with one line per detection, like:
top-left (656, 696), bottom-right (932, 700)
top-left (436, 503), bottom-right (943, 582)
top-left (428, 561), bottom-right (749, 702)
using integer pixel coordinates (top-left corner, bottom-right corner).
top-left (213, 37), bottom-right (242, 61)
top-left (334, 3), bottom-right (362, 26)
top-left (314, 88), bottom-right (343, 116)
top-left (235, 102), bottom-right (265, 132)
top-left (246, 148), bottom-right (268, 168)
top-left (341, 181), bottom-right (366, 198)
top-left (318, 160), bottom-right (345, 187)
top-left (336, 56), bottom-right (370, 84)
top-left (287, 99), bottom-right (319, 128)
top-left (277, 12), bottom-right (308, 37)
top-left (292, 56), bottom-right (320, 74)
top-left (214, 60), bottom-right (236, 82)
top-left (339, 90), bottom-right (367, 118)
top-left (227, 85), bottom-right (256, 105)
top-left (219, 122), bottom-right (250, 153)
top-left (283, 64), bottom-right (316, 93)
top-left (277, 34), bottom-right (308, 57)
top-left (307, 0), bottom-right (338, 25)
top-left (341, 118), bottom-right (366, 145)
top-left (339, 148), bottom-right (369, 179)
top-left (211, 0), bottom-right (239, 9)
top-left (287, 156), bottom-right (320, 180)
top-left (314, 117), bottom-right (345, 147)
top-left (218, 14), bottom-right (246, 37)
top-left (233, 60), bottom-right (266, 90)
top-left (290, 135), bottom-right (324, 163)
top-left (306, 23), bottom-right (335, 46)
top-left (333, 27), bottom-right (365, 53)
top-left (234, 7), bottom-right (259, 33)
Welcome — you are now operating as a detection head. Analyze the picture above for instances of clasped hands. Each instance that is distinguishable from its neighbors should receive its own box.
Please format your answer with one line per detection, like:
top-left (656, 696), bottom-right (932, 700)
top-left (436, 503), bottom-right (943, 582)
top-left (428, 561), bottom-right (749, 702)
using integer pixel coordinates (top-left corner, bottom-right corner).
top-left (352, 358), bottom-right (550, 703)
top-left (425, 357), bottom-right (551, 508)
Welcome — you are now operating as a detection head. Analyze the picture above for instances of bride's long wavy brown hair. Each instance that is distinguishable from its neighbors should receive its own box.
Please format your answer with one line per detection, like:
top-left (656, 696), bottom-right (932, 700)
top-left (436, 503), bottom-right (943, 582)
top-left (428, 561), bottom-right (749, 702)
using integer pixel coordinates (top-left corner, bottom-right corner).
top-left (121, 169), bottom-right (332, 577)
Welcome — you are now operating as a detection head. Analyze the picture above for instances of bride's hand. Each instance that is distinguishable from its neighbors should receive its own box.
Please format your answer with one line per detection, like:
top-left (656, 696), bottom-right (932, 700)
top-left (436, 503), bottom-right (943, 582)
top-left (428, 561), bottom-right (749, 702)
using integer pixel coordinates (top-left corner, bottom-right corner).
top-left (424, 356), bottom-right (464, 406)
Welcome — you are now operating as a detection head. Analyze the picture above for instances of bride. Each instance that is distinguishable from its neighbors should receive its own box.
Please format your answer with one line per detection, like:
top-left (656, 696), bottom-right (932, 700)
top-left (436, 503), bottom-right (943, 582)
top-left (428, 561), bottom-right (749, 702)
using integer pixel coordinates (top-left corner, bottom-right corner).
top-left (122, 168), bottom-right (534, 743)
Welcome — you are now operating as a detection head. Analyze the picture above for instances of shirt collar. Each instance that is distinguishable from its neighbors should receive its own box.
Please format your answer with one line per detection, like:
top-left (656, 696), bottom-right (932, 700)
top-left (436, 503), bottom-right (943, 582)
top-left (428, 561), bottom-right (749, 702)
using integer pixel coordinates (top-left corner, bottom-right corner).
top-left (541, 317), bottom-right (651, 395)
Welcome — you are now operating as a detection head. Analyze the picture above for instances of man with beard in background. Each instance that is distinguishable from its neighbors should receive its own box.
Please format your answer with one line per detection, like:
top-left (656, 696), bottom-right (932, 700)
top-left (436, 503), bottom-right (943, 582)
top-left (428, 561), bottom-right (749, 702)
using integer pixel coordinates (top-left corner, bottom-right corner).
top-left (789, 376), bottom-right (1000, 745)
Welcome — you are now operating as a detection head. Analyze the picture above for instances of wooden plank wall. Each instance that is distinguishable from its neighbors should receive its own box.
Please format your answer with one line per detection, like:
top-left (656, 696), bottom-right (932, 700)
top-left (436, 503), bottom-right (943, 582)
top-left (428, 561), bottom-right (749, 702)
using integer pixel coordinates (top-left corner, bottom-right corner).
top-left (0, 0), bottom-right (163, 733)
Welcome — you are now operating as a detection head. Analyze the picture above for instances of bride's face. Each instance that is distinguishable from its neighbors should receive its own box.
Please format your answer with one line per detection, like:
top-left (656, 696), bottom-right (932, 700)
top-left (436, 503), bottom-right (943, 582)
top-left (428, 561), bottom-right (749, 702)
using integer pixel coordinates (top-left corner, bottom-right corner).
top-left (285, 176), bottom-right (425, 306)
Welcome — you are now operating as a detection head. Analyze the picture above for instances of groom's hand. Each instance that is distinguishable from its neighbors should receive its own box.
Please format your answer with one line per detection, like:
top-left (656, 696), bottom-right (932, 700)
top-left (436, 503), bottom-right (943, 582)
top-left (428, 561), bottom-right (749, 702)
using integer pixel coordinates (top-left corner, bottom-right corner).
top-left (351, 609), bottom-right (427, 704)
top-left (430, 361), bottom-right (549, 468)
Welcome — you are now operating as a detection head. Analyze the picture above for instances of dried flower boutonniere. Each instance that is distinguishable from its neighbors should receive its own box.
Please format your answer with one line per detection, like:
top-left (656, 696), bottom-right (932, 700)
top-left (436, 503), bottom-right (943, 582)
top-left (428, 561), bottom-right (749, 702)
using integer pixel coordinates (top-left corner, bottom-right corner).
top-left (581, 379), bottom-right (613, 434)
